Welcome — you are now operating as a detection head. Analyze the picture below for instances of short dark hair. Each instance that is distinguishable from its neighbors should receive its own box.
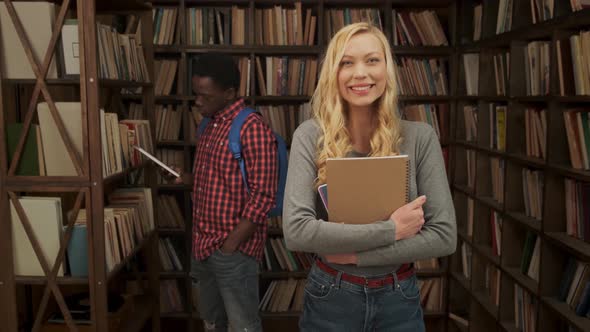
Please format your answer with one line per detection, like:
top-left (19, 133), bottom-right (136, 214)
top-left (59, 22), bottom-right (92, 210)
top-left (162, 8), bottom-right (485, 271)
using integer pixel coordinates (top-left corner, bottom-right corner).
top-left (191, 53), bottom-right (240, 90)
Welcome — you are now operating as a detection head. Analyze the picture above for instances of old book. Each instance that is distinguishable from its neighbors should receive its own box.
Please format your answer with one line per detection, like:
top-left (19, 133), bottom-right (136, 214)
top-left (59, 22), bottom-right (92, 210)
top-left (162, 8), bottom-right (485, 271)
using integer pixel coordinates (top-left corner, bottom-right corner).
top-left (37, 102), bottom-right (83, 176)
top-left (10, 196), bottom-right (64, 276)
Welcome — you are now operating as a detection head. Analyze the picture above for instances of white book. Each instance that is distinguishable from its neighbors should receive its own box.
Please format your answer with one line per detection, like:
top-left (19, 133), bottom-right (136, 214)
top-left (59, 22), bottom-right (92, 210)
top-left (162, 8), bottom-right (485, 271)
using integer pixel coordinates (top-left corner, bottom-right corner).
top-left (10, 196), bottom-right (64, 276)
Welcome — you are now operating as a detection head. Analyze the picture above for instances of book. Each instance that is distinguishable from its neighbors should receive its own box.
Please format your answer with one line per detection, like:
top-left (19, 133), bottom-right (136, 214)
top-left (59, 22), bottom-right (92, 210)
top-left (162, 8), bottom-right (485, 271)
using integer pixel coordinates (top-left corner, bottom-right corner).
top-left (327, 155), bottom-right (409, 224)
top-left (318, 184), bottom-right (328, 210)
top-left (133, 145), bottom-right (179, 177)
top-left (10, 196), bottom-right (64, 276)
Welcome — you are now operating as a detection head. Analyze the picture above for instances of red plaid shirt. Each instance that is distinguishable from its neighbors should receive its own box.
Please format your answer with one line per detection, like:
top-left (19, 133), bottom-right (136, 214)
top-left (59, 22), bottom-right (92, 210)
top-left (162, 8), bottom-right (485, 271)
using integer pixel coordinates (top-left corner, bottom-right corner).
top-left (192, 99), bottom-right (277, 261)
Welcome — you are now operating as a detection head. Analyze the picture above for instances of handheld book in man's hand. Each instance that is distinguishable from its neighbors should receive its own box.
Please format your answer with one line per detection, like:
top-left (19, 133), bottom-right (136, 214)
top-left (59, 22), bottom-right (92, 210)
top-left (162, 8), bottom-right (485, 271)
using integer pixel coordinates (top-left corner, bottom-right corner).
top-left (327, 155), bottom-right (409, 224)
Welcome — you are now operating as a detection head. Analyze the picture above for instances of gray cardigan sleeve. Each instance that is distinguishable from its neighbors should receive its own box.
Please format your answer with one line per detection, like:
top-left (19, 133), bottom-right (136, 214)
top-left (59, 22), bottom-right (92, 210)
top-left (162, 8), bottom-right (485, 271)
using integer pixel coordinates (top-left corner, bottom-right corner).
top-left (356, 125), bottom-right (457, 266)
top-left (282, 120), bottom-right (398, 254)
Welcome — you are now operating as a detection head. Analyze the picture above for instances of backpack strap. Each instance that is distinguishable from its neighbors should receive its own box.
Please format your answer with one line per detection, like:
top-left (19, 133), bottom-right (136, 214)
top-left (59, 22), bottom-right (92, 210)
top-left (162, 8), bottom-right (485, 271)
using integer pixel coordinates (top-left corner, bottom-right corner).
top-left (228, 108), bottom-right (257, 193)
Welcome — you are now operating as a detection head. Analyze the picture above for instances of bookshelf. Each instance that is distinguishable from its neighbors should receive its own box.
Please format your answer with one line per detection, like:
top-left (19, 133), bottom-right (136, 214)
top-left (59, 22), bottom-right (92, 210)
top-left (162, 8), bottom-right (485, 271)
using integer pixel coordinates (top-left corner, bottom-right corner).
top-left (449, 1), bottom-right (590, 331)
top-left (146, 0), bottom-right (457, 331)
top-left (0, 0), bottom-right (160, 331)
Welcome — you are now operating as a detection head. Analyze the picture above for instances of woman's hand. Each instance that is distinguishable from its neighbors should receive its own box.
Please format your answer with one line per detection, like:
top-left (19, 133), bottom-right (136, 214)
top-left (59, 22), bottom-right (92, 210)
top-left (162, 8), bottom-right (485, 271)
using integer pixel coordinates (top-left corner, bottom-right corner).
top-left (390, 195), bottom-right (426, 241)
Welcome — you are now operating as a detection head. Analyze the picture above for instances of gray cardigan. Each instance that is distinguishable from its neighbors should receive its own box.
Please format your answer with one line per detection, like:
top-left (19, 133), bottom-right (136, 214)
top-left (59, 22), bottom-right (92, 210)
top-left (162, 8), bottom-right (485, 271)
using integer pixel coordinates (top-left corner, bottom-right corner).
top-left (282, 119), bottom-right (457, 276)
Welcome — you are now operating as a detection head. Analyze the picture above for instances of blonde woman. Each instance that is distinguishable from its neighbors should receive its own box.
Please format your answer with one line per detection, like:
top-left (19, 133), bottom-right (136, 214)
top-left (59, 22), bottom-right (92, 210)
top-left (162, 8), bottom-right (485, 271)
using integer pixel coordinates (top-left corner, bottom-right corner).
top-left (282, 23), bottom-right (456, 331)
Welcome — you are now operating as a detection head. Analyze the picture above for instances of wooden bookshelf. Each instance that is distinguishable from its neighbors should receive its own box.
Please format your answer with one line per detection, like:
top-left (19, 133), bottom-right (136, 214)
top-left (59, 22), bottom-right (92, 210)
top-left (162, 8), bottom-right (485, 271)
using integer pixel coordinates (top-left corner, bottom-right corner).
top-left (147, 0), bottom-right (458, 331)
top-left (0, 0), bottom-right (160, 331)
top-left (450, 1), bottom-right (590, 331)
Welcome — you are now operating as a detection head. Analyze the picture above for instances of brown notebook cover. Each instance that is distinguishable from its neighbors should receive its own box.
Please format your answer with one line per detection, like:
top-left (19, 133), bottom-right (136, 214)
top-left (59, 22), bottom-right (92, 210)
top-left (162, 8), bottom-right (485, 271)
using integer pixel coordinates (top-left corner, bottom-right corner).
top-left (327, 155), bottom-right (409, 224)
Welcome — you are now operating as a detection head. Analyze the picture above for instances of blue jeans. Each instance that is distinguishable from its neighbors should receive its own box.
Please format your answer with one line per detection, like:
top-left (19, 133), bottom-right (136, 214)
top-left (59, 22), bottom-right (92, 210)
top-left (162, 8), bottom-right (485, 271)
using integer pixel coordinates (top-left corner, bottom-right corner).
top-left (191, 250), bottom-right (262, 332)
top-left (300, 264), bottom-right (425, 332)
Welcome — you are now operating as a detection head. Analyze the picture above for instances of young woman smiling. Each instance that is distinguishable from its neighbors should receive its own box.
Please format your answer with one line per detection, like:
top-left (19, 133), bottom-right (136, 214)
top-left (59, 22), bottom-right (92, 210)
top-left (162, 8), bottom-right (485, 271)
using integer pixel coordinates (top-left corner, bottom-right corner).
top-left (282, 22), bottom-right (457, 332)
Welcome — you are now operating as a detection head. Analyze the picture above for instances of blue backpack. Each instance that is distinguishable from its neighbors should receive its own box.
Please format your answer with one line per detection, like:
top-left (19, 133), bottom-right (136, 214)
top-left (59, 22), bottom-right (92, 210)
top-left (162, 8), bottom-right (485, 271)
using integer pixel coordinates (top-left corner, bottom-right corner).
top-left (196, 108), bottom-right (288, 218)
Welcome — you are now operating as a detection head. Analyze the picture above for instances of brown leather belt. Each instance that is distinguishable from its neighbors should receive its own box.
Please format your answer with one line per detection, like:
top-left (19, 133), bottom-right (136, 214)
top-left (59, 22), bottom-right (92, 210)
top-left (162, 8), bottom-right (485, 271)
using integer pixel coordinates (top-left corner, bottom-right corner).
top-left (315, 259), bottom-right (414, 288)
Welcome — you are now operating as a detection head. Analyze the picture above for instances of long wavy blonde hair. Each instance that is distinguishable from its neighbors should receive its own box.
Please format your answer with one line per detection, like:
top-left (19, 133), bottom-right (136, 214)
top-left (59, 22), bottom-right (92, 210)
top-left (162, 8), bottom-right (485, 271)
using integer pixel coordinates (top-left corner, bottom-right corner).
top-left (312, 22), bottom-right (402, 187)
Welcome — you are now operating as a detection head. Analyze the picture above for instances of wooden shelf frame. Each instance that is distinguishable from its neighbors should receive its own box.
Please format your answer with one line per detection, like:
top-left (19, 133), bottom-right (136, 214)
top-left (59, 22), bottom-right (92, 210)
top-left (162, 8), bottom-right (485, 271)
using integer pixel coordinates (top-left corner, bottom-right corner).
top-left (0, 0), bottom-right (161, 332)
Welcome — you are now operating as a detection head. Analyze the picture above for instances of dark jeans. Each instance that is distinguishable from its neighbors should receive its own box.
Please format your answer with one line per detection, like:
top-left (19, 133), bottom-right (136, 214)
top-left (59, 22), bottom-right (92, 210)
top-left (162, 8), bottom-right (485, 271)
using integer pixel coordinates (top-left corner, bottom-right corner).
top-left (191, 250), bottom-right (262, 332)
top-left (300, 264), bottom-right (425, 332)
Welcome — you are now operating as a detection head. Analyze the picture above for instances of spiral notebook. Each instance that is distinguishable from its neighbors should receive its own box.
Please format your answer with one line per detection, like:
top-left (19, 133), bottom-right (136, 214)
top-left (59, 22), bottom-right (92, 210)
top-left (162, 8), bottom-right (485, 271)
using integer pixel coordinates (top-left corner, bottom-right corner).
top-left (326, 155), bottom-right (409, 224)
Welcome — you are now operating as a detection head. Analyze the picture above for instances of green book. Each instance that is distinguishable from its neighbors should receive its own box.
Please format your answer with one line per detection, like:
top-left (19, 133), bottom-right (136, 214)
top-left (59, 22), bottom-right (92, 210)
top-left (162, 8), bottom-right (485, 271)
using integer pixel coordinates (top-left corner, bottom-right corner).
top-left (6, 123), bottom-right (40, 176)
top-left (520, 231), bottom-right (536, 274)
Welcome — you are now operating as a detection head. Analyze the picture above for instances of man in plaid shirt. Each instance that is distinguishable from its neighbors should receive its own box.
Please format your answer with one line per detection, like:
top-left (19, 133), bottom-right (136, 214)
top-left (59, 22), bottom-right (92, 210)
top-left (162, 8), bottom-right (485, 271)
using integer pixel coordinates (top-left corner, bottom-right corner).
top-left (175, 54), bottom-right (278, 332)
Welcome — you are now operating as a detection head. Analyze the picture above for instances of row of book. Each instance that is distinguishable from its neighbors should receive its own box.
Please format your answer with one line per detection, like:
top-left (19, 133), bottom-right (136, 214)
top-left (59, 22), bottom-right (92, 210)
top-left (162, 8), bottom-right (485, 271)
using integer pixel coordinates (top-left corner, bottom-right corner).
top-left (255, 5), bottom-right (317, 46)
top-left (186, 6), bottom-right (246, 45)
top-left (392, 9), bottom-right (448, 46)
top-left (525, 108), bottom-right (547, 160)
top-left (255, 56), bottom-right (319, 97)
top-left (257, 103), bottom-right (312, 144)
top-left (564, 179), bottom-right (590, 243)
top-left (263, 238), bottom-right (314, 272)
top-left (401, 104), bottom-right (447, 141)
top-left (156, 149), bottom-right (184, 184)
top-left (167, 6), bottom-right (451, 46)
top-left (96, 22), bottom-right (149, 82)
top-left (324, 8), bottom-right (382, 38)
top-left (496, 0), bottom-right (514, 34)
top-left (128, 103), bottom-right (145, 120)
top-left (100, 110), bottom-right (153, 177)
top-left (531, 0), bottom-right (555, 23)
top-left (395, 58), bottom-right (448, 96)
top-left (106, 189), bottom-right (155, 272)
top-left (524, 41), bottom-right (551, 96)
top-left (514, 284), bottom-right (538, 332)
top-left (491, 158), bottom-right (505, 204)
top-left (161, 280), bottom-right (184, 313)
top-left (564, 110), bottom-right (590, 170)
top-left (259, 278), bottom-right (305, 312)
top-left (419, 278), bottom-right (444, 311)
top-left (68, 188), bottom-right (154, 275)
top-left (559, 258), bottom-right (590, 317)
top-left (465, 36), bottom-right (590, 98)
top-left (156, 195), bottom-right (185, 230)
top-left (6, 103), bottom-right (152, 177)
top-left (472, 1), bottom-right (589, 41)
top-left (0, 3), bottom-right (146, 81)
top-left (154, 59), bottom-right (179, 96)
top-left (557, 32), bottom-right (590, 96)
top-left (153, 7), bottom-right (179, 46)
top-left (158, 238), bottom-right (183, 272)
top-left (155, 105), bottom-right (183, 141)
top-left (522, 168), bottom-right (544, 220)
